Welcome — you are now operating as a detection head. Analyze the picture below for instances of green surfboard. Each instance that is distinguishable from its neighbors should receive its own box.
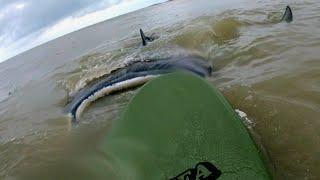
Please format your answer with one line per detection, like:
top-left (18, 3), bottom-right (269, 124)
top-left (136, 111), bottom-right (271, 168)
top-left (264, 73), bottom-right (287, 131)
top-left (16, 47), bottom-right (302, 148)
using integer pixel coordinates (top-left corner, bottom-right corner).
top-left (24, 72), bottom-right (270, 179)
top-left (98, 72), bottom-right (270, 179)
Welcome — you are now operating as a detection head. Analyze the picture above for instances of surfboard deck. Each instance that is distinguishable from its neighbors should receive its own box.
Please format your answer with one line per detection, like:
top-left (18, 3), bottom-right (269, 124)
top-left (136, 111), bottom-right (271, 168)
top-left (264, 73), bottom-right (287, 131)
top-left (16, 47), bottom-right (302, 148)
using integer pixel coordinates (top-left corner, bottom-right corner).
top-left (98, 72), bottom-right (270, 179)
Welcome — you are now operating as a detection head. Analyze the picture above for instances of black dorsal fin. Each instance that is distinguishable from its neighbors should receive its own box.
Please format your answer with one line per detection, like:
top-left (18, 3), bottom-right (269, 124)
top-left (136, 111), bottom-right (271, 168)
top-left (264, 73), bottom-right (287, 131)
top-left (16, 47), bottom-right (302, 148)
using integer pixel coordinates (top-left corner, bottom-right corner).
top-left (140, 29), bottom-right (154, 46)
top-left (282, 6), bottom-right (293, 23)
top-left (140, 29), bottom-right (147, 46)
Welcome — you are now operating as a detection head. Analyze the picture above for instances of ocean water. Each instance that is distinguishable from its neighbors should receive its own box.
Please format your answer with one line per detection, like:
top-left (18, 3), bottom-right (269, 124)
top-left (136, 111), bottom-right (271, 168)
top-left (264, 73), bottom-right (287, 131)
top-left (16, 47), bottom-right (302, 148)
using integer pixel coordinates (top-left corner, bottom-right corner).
top-left (0, 0), bottom-right (320, 179)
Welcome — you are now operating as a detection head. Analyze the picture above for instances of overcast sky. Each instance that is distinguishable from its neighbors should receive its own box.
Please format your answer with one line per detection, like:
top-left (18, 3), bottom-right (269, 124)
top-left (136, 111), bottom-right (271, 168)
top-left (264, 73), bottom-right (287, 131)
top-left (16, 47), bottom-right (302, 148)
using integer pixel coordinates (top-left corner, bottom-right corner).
top-left (0, 0), bottom-right (167, 63)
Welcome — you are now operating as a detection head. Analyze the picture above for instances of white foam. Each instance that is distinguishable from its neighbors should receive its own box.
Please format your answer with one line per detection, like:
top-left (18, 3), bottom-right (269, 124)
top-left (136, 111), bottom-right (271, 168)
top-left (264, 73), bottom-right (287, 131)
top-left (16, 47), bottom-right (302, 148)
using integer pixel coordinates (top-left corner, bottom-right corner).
top-left (235, 109), bottom-right (254, 126)
top-left (75, 75), bottom-right (158, 120)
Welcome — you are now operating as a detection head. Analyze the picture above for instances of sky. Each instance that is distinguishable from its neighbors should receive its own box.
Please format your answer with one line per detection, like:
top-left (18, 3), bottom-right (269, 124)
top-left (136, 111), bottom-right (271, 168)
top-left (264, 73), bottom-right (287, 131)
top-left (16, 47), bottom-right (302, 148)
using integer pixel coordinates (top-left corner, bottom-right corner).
top-left (0, 0), bottom-right (167, 63)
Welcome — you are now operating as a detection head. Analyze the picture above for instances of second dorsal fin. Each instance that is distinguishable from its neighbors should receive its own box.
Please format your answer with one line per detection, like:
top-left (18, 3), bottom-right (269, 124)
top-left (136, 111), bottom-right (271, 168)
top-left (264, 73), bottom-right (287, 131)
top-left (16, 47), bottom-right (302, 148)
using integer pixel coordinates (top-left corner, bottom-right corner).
top-left (282, 6), bottom-right (293, 23)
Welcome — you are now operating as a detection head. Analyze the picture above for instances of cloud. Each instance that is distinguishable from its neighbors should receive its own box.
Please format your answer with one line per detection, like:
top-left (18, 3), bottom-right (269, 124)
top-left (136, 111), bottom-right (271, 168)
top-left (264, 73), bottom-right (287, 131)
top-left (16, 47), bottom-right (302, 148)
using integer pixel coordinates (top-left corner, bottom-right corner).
top-left (0, 0), bottom-right (166, 63)
top-left (0, 0), bottom-right (102, 60)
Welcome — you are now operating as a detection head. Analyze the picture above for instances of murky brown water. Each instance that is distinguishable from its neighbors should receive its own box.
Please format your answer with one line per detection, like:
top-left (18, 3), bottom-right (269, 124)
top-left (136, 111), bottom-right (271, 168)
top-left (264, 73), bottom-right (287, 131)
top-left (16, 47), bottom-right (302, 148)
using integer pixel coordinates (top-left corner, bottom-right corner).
top-left (0, 0), bottom-right (320, 179)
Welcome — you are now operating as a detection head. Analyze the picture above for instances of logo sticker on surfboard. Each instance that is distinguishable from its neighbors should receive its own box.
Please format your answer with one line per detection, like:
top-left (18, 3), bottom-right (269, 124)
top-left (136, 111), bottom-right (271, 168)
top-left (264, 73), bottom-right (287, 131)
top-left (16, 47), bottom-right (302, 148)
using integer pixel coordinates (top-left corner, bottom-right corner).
top-left (170, 162), bottom-right (222, 180)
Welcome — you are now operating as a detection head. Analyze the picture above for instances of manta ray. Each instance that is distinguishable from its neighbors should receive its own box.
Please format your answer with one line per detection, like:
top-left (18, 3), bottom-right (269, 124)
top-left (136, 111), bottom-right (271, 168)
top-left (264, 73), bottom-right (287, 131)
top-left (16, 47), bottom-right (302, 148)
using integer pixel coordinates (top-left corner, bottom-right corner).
top-left (67, 6), bottom-right (293, 121)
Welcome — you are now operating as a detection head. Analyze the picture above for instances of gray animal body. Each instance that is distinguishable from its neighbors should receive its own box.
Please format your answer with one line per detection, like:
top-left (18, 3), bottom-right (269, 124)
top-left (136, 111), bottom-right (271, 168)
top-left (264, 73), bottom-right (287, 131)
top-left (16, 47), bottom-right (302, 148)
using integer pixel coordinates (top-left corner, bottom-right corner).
top-left (67, 56), bottom-right (212, 121)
